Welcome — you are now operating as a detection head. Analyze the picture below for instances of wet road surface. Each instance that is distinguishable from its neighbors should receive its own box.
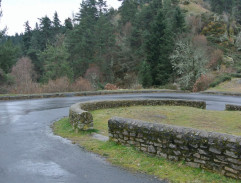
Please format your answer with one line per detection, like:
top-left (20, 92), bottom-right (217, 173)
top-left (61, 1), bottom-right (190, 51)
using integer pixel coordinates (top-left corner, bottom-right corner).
top-left (0, 93), bottom-right (241, 183)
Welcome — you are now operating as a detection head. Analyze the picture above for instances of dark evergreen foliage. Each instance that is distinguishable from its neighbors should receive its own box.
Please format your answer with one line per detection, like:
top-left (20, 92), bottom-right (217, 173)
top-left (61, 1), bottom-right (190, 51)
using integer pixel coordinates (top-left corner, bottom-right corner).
top-left (1, 0), bottom-right (187, 88)
top-left (140, 60), bottom-right (152, 88)
top-left (23, 21), bottom-right (32, 54)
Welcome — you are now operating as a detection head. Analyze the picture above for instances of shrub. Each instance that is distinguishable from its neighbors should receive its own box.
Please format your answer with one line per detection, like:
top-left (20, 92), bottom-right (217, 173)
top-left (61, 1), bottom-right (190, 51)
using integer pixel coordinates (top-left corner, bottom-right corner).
top-left (230, 73), bottom-right (241, 78)
top-left (235, 32), bottom-right (241, 51)
top-left (84, 64), bottom-right (102, 89)
top-left (130, 84), bottom-right (143, 90)
top-left (41, 77), bottom-right (70, 93)
top-left (71, 77), bottom-right (93, 91)
top-left (104, 83), bottom-right (118, 90)
top-left (192, 35), bottom-right (208, 49)
top-left (208, 49), bottom-right (223, 70)
top-left (42, 77), bottom-right (93, 93)
top-left (193, 74), bottom-right (215, 92)
top-left (7, 75), bottom-right (93, 94)
top-left (186, 15), bottom-right (203, 34)
top-left (159, 83), bottom-right (179, 90)
top-left (183, 0), bottom-right (190, 5)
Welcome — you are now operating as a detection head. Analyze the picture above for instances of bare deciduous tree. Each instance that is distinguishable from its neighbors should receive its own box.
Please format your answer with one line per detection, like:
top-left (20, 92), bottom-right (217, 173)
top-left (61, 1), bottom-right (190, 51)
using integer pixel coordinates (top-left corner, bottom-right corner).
top-left (10, 57), bottom-right (37, 93)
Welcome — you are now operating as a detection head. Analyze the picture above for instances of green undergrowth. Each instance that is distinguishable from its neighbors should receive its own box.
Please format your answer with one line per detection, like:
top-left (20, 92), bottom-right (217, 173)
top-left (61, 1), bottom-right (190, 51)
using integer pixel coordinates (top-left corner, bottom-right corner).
top-left (53, 113), bottom-right (240, 183)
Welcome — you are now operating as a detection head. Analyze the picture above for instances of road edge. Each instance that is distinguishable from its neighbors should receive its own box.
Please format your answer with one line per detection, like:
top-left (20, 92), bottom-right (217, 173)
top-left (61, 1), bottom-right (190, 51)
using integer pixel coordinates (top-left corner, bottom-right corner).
top-left (0, 89), bottom-right (189, 101)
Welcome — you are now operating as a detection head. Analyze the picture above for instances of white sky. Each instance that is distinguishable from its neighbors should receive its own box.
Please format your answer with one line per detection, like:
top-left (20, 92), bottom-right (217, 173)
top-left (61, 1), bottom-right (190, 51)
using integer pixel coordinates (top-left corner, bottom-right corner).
top-left (0, 0), bottom-right (122, 36)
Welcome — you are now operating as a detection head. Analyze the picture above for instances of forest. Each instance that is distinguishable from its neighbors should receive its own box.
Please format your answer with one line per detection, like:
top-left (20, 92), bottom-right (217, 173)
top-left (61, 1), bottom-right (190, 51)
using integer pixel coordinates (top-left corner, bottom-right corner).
top-left (0, 0), bottom-right (241, 94)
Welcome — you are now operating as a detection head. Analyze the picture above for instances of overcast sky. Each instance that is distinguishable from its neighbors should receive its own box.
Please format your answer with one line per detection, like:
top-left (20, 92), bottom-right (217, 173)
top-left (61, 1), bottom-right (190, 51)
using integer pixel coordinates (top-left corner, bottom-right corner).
top-left (0, 0), bottom-right (122, 36)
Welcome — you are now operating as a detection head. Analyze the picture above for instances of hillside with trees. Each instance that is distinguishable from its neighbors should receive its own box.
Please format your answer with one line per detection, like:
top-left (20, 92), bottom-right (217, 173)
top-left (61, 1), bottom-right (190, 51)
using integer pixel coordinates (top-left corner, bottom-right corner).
top-left (0, 0), bottom-right (241, 94)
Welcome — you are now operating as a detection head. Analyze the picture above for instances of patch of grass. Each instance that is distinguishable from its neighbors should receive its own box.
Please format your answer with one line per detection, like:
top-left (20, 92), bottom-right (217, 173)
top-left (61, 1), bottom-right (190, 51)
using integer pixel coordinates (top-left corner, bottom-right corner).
top-left (53, 115), bottom-right (240, 183)
top-left (92, 106), bottom-right (241, 136)
top-left (180, 2), bottom-right (209, 16)
top-left (209, 74), bottom-right (232, 88)
top-left (207, 78), bottom-right (241, 93)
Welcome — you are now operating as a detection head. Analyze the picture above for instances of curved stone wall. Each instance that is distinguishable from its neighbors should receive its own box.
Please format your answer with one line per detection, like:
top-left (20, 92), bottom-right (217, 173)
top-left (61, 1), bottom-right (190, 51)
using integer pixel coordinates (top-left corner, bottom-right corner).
top-left (69, 99), bottom-right (241, 180)
top-left (226, 104), bottom-right (241, 111)
top-left (69, 99), bottom-right (206, 131)
top-left (108, 117), bottom-right (241, 180)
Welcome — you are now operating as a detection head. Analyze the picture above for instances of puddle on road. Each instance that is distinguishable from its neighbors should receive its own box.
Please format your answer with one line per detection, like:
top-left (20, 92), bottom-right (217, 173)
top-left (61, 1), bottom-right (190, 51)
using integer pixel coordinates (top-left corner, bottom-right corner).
top-left (14, 160), bottom-right (72, 179)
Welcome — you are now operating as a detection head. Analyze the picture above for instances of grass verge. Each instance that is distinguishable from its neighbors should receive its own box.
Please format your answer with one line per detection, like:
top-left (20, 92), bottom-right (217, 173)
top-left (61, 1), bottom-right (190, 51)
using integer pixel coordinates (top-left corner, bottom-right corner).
top-left (53, 115), bottom-right (240, 183)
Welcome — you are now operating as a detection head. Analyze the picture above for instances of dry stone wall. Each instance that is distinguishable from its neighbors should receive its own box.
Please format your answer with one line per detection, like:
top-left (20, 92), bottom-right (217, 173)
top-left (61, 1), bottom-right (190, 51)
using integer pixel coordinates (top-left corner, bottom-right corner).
top-left (69, 102), bottom-right (94, 132)
top-left (69, 98), bottom-right (241, 180)
top-left (226, 104), bottom-right (241, 111)
top-left (69, 99), bottom-right (206, 131)
top-left (108, 117), bottom-right (241, 180)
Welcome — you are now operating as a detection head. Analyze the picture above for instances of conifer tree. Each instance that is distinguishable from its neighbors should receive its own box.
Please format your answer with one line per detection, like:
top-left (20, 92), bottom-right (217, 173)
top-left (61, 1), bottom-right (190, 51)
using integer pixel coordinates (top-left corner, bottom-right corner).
top-left (53, 12), bottom-right (61, 33)
top-left (67, 0), bottom-right (98, 77)
top-left (0, 0), bottom-right (6, 38)
top-left (64, 18), bottom-right (73, 31)
top-left (146, 9), bottom-right (174, 85)
top-left (235, 0), bottom-right (241, 24)
top-left (119, 0), bottom-right (138, 24)
top-left (39, 16), bottom-right (53, 50)
top-left (140, 60), bottom-right (152, 88)
top-left (40, 35), bottom-right (73, 82)
top-left (23, 21), bottom-right (32, 54)
top-left (0, 0), bottom-right (18, 75)
top-left (0, 40), bottom-right (19, 73)
top-left (173, 6), bottom-right (185, 33)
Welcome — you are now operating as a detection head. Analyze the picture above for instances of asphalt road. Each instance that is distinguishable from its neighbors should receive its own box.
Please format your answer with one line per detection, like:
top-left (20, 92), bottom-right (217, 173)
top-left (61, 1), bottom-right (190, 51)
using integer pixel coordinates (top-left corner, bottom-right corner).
top-left (0, 93), bottom-right (241, 183)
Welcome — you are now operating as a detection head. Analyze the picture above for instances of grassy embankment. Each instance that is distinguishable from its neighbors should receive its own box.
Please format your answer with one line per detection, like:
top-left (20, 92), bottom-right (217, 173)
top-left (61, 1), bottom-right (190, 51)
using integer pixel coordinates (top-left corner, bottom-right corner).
top-left (207, 78), bottom-right (241, 93)
top-left (53, 106), bottom-right (241, 183)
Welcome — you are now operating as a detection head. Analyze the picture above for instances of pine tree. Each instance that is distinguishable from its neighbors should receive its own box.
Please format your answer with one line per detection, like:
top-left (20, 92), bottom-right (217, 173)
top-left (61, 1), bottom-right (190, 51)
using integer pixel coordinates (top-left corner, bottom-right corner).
top-left (0, 0), bottom-right (5, 38)
top-left (146, 9), bottom-right (174, 85)
top-left (53, 12), bottom-right (61, 34)
top-left (173, 6), bottom-right (185, 33)
top-left (67, 0), bottom-right (107, 78)
top-left (40, 35), bottom-right (73, 82)
top-left (96, 0), bottom-right (107, 15)
top-left (39, 16), bottom-right (53, 50)
top-left (0, 40), bottom-right (19, 73)
top-left (119, 0), bottom-right (138, 24)
top-left (235, 0), bottom-right (241, 24)
top-left (210, 0), bottom-right (235, 14)
top-left (64, 18), bottom-right (73, 31)
top-left (140, 60), bottom-right (152, 88)
top-left (27, 23), bottom-right (44, 78)
top-left (23, 21), bottom-right (32, 54)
